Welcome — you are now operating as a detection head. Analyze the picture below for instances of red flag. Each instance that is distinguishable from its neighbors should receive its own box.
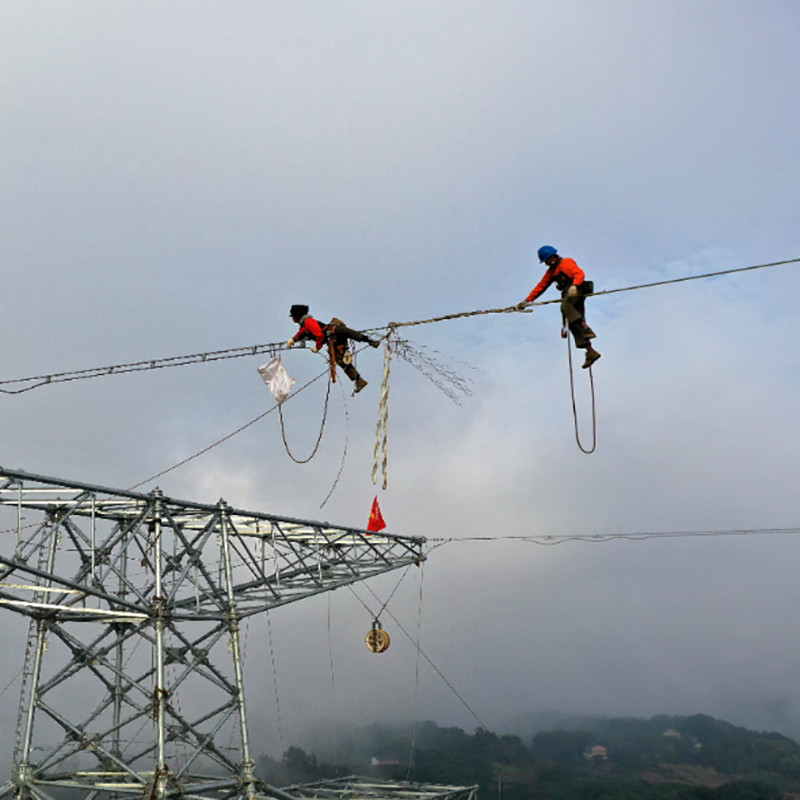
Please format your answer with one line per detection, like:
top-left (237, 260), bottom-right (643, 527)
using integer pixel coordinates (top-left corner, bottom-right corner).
top-left (367, 496), bottom-right (386, 533)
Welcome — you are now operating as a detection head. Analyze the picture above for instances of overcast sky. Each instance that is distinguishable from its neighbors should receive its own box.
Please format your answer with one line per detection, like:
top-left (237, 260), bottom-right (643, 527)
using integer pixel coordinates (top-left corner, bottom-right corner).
top-left (2, 0), bottom-right (800, 765)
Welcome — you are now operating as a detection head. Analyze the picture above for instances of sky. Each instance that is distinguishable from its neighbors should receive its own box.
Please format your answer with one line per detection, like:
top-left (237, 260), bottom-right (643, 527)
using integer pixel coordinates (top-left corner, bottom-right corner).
top-left (1, 0), bottom-right (800, 768)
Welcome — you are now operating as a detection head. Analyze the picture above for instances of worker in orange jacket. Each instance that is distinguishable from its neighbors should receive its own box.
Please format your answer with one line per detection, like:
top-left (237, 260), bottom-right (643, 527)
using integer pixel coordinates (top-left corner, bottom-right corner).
top-left (519, 246), bottom-right (601, 368)
top-left (287, 305), bottom-right (379, 393)
top-left (287, 304), bottom-right (325, 350)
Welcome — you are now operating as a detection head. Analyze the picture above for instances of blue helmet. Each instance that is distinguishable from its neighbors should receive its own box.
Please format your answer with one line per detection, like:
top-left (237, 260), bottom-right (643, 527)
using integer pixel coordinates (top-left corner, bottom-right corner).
top-left (538, 245), bottom-right (558, 262)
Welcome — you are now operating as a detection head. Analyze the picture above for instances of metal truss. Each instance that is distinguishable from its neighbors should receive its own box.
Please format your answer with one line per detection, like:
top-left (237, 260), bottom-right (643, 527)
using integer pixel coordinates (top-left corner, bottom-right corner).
top-left (285, 777), bottom-right (478, 800)
top-left (0, 468), bottom-right (425, 800)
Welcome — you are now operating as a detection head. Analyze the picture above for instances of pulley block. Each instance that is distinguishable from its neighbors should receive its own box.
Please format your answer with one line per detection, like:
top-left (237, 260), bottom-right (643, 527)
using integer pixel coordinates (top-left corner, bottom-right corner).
top-left (365, 619), bottom-right (390, 653)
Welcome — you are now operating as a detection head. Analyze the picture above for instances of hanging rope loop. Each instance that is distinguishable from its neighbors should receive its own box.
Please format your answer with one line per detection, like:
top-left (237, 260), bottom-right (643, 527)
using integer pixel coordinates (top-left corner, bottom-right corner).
top-left (566, 334), bottom-right (597, 454)
top-left (279, 373), bottom-right (332, 464)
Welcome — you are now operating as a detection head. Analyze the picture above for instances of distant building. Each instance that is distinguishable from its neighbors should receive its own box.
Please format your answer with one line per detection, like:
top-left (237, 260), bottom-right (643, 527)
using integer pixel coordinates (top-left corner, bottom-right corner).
top-left (583, 745), bottom-right (608, 761)
top-left (370, 756), bottom-right (401, 775)
top-left (662, 729), bottom-right (682, 739)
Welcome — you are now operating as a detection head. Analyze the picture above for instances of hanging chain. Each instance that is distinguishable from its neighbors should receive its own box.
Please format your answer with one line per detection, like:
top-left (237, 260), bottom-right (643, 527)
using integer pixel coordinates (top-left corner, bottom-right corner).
top-left (372, 331), bottom-right (393, 490)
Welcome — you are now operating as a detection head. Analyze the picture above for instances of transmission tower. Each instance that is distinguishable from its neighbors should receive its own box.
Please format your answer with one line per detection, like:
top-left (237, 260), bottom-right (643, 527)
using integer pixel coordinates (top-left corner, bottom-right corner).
top-left (0, 468), bottom-right (425, 800)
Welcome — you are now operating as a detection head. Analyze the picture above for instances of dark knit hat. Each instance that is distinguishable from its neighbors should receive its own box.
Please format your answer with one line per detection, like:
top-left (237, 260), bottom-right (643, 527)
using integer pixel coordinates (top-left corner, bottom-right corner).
top-left (290, 304), bottom-right (309, 320)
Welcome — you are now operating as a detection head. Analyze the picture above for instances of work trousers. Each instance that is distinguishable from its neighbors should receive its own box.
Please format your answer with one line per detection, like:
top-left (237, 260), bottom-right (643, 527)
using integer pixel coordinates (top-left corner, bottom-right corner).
top-left (328, 324), bottom-right (369, 383)
top-left (561, 289), bottom-right (594, 349)
top-left (560, 291), bottom-right (586, 324)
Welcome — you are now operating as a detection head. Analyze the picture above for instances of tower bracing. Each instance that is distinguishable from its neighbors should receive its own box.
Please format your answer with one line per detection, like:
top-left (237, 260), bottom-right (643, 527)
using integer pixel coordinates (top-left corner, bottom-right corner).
top-left (0, 468), bottom-right (425, 800)
top-left (286, 777), bottom-right (478, 800)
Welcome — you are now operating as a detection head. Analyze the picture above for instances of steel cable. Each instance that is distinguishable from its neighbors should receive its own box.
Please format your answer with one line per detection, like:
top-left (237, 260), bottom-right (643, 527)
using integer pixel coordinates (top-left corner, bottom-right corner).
top-left (2, 256), bottom-right (796, 393)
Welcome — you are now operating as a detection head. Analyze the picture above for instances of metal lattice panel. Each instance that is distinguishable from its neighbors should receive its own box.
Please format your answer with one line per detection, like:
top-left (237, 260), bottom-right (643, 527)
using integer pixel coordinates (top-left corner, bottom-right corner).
top-left (285, 777), bottom-right (478, 800)
top-left (0, 468), bottom-right (425, 800)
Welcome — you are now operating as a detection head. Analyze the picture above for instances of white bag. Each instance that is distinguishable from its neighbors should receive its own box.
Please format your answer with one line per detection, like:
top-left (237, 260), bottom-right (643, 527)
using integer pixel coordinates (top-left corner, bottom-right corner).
top-left (258, 357), bottom-right (296, 404)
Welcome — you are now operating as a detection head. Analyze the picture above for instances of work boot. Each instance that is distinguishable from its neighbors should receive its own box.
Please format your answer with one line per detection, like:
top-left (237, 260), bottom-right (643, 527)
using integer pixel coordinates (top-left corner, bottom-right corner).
top-left (354, 377), bottom-right (368, 393)
top-left (582, 348), bottom-right (601, 369)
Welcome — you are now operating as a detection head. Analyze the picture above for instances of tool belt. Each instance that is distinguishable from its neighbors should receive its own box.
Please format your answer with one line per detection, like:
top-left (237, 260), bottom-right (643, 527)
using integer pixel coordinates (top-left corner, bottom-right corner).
top-left (560, 280), bottom-right (594, 296)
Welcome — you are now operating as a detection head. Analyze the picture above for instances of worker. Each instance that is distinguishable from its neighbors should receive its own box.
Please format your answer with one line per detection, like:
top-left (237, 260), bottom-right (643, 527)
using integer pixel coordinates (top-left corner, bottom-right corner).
top-left (519, 246), bottom-right (601, 368)
top-left (287, 305), bottom-right (380, 393)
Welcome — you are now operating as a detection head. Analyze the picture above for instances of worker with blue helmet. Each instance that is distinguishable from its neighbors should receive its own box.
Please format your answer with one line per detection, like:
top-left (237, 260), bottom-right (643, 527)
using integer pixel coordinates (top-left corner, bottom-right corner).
top-left (519, 246), bottom-right (601, 368)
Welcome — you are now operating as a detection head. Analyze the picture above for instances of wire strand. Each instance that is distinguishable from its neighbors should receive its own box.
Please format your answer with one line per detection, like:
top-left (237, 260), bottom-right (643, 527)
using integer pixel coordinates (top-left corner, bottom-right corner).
top-left (425, 526), bottom-right (800, 545)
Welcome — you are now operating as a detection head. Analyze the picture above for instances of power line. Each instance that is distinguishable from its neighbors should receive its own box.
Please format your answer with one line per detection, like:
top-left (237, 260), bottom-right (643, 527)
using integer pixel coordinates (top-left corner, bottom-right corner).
top-left (425, 526), bottom-right (800, 546)
top-left (1, 255), bottom-right (798, 393)
top-left (0, 340), bottom-right (296, 394)
top-left (383, 256), bottom-right (800, 330)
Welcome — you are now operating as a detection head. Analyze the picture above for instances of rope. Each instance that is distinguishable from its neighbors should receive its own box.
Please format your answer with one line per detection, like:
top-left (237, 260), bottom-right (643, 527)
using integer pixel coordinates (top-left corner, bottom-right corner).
top-left (319, 378), bottom-right (350, 509)
top-left (347, 566), bottom-right (413, 626)
top-left (372, 337), bottom-right (392, 490)
top-left (566, 332), bottom-right (597, 454)
top-left (278, 373), bottom-right (332, 464)
top-left (375, 565), bottom-right (412, 621)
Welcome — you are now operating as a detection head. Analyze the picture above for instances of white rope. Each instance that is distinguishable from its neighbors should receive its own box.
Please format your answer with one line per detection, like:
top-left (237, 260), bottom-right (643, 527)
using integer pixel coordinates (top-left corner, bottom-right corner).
top-left (372, 336), bottom-right (392, 490)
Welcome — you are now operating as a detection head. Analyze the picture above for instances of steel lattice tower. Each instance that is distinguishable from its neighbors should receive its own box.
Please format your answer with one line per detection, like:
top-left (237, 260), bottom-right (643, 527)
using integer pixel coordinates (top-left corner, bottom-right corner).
top-left (0, 468), bottom-right (425, 800)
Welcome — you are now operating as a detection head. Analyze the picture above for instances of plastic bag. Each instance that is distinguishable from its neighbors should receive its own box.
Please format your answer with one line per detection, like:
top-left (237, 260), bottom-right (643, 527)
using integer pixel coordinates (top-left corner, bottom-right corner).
top-left (258, 357), bottom-right (296, 404)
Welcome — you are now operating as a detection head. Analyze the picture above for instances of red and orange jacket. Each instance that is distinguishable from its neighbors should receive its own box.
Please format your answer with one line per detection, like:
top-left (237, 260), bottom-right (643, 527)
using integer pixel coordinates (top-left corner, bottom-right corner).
top-left (526, 257), bottom-right (585, 303)
top-left (293, 316), bottom-right (326, 349)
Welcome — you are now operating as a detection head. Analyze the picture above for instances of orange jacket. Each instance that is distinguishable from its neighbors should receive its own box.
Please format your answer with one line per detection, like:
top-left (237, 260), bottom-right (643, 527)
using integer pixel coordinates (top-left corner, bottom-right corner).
top-left (526, 257), bottom-right (585, 303)
top-left (293, 316), bottom-right (325, 349)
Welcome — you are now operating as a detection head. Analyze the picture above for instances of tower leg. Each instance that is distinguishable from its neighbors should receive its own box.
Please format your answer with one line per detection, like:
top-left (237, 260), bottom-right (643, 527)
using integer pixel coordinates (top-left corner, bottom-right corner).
top-left (220, 504), bottom-right (257, 800)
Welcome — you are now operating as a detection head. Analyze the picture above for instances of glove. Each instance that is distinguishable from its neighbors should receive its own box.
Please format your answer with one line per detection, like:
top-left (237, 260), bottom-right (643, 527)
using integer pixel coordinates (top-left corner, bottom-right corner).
top-left (567, 285), bottom-right (579, 299)
top-left (286, 338), bottom-right (295, 348)
top-left (369, 339), bottom-right (380, 348)
top-left (311, 347), bottom-right (320, 354)
top-left (517, 301), bottom-right (528, 310)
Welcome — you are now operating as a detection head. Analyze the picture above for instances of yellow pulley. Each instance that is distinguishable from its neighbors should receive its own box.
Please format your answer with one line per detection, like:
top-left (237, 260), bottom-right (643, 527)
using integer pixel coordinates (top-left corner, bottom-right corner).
top-left (365, 620), bottom-right (390, 653)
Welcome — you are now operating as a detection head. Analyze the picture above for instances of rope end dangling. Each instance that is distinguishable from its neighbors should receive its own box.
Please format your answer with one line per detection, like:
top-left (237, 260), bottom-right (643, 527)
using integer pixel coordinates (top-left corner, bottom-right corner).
top-left (372, 335), bottom-right (393, 490)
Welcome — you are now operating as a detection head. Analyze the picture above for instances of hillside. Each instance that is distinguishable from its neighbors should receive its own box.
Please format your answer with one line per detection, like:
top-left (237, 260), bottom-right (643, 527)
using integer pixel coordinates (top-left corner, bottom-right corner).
top-left (257, 714), bottom-right (800, 799)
